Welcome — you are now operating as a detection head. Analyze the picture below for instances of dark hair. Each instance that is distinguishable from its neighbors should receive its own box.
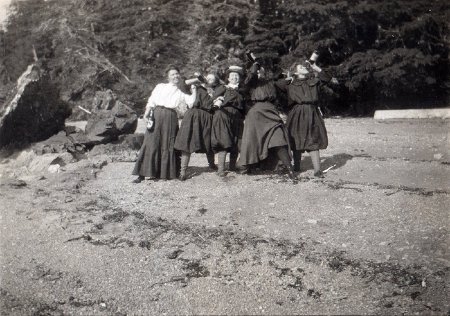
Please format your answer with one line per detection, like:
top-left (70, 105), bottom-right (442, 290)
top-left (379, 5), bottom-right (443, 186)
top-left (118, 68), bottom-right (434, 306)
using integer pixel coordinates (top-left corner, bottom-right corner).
top-left (165, 64), bottom-right (180, 75)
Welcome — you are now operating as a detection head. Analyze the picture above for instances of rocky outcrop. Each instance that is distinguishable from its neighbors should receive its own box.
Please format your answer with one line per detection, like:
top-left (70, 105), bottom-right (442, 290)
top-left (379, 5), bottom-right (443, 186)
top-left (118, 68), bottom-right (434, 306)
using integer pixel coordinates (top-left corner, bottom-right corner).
top-left (83, 90), bottom-right (138, 145)
top-left (32, 131), bottom-right (86, 155)
top-left (0, 64), bottom-right (71, 148)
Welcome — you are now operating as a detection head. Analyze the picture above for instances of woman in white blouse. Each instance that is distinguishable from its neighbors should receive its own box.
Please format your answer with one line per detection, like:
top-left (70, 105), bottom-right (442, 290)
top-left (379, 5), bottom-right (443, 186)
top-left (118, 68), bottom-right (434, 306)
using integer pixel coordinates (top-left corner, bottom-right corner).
top-left (132, 65), bottom-right (197, 182)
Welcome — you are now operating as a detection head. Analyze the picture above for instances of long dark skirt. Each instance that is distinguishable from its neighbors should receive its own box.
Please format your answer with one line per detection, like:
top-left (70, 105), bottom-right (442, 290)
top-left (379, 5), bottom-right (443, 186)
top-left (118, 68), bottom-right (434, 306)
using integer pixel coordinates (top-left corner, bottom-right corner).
top-left (239, 102), bottom-right (289, 167)
top-left (132, 107), bottom-right (180, 179)
top-left (211, 106), bottom-right (243, 152)
top-left (174, 108), bottom-right (213, 154)
top-left (286, 103), bottom-right (328, 152)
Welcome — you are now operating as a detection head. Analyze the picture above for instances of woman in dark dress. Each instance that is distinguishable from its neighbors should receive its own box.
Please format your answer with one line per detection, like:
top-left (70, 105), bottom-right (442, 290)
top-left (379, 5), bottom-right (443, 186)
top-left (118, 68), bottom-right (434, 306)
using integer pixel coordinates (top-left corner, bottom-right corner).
top-left (132, 65), bottom-right (196, 182)
top-left (174, 74), bottom-right (217, 181)
top-left (280, 60), bottom-right (331, 177)
top-left (239, 62), bottom-right (297, 181)
top-left (211, 66), bottom-right (246, 177)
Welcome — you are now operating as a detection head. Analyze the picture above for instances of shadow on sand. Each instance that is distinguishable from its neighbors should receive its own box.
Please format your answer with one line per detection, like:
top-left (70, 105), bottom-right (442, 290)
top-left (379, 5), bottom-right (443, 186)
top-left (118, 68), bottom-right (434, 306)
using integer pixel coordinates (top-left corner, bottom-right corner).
top-left (300, 153), bottom-right (354, 173)
top-left (185, 153), bottom-right (355, 179)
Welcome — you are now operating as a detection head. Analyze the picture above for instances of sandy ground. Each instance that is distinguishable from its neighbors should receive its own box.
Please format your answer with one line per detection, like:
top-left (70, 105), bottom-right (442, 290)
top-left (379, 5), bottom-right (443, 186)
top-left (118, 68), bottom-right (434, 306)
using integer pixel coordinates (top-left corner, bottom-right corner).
top-left (0, 118), bottom-right (449, 315)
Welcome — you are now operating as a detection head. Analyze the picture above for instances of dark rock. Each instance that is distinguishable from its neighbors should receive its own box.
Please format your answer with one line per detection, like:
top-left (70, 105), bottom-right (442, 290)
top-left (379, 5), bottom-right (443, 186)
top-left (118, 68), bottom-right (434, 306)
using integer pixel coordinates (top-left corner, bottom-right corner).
top-left (68, 132), bottom-right (94, 149)
top-left (64, 125), bottom-right (83, 135)
top-left (33, 131), bottom-right (83, 155)
top-left (117, 134), bottom-right (144, 150)
top-left (84, 92), bottom-right (138, 145)
top-left (138, 240), bottom-right (151, 250)
top-left (167, 249), bottom-right (183, 259)
top-left (306, 289), bottom-right (322, 299)
top-left (0, 64), bottom-right (71, 148)
top-left (197, 208), bottom-right (208, 215)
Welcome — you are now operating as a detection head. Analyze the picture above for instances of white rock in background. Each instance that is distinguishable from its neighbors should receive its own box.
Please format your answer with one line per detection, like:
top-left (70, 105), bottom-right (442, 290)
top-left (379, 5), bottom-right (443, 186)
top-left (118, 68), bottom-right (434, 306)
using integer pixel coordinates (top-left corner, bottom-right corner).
top-left (48, 164), bottom-right (61, 173)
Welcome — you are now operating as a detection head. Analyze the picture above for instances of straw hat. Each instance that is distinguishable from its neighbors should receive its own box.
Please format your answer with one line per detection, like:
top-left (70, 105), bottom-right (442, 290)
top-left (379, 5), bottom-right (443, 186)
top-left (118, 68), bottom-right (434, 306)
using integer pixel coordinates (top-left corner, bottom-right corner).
top-left (226, 65), bottom-right (244, 76)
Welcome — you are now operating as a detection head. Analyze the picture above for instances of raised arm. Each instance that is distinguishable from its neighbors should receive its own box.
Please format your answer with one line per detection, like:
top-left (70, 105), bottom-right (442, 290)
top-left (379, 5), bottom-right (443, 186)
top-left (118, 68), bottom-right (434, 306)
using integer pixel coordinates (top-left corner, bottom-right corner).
top-left (181, 86), bottom-right (197, 108)
top-left (196, 87), bottom-right (213, 111)
top-left (310, 63), bottom-right (332, 84)
top-left (243, 62), bottom-right (259, 88)
top-left (274, 77), bottom-right (289, 93)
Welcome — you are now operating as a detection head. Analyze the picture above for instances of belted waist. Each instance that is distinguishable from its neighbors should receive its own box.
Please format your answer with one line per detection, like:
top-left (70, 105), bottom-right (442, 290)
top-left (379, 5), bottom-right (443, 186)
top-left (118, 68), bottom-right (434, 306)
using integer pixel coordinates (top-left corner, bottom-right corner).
top-left (155, 105), bottom-right (177, 113)
top-left (252, 97), bottom-right (276, 103)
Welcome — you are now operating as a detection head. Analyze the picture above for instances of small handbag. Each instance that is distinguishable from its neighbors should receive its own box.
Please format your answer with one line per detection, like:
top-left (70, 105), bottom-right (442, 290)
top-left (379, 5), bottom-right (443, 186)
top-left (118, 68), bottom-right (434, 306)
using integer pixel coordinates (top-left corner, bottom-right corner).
top-left (146, 109), bottom-right (155, 132)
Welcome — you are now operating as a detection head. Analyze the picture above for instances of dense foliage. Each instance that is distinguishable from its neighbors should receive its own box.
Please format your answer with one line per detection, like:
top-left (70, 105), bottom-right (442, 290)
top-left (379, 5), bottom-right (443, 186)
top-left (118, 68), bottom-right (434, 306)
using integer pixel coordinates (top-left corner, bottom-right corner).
top-left (0, 0), bottom-right (448, 117)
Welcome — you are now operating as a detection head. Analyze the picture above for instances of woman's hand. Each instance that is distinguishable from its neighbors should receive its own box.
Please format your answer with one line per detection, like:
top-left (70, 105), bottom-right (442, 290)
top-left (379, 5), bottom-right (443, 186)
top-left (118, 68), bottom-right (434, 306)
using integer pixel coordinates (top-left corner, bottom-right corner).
top-left (190, 84), bottom-right (197, 93)
top-left (213, 96), bottom-right (224, 107)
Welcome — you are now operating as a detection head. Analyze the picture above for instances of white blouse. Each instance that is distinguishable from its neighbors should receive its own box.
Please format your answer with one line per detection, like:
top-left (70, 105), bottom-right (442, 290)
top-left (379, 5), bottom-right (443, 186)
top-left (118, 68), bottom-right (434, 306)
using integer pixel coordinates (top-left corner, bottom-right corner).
top-left (145, 83), bottom-right (195, 116)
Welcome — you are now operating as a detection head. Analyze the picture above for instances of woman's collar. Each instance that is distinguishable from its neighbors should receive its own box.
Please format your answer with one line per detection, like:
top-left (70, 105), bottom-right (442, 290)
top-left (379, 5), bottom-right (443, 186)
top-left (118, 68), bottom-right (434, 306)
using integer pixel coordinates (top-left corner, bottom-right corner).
top-left (226, 83), bottom-right (239, 89)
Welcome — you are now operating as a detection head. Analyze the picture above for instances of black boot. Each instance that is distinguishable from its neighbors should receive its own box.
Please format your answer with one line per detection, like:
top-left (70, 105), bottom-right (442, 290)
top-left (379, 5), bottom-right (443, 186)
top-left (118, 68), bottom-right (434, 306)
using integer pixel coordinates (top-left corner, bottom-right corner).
top-left (274, 146), bottom-right (298, 184)
top-left (132, 176), bottom-right (144, 183)
top-left (293, 150), bottom-right (302, 172)
top-left (239, 166), bottom-right (252, 175)
top-left (310, 150), bottom-right (323, 178)
top-left (229, 150), bottom-right (238, 171)
top-left (288, 169), bottom-right (298, 183)
top-left (314, 170), bottom-right (324, 178)
top-left (206, 152), bottom-right (217, 170)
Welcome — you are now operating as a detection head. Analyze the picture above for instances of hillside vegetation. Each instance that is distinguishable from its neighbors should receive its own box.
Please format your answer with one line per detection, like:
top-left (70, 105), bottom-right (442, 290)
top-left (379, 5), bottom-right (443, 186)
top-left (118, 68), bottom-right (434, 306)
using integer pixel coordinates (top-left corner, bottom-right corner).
top-left (0, 0), bottom-right (448, 117)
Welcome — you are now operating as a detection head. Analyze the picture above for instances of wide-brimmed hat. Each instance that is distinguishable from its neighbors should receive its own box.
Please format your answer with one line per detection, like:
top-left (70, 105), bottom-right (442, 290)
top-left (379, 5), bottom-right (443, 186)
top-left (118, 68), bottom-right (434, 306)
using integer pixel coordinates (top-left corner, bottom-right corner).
top-left (226, 65), bottom-right (244, 76)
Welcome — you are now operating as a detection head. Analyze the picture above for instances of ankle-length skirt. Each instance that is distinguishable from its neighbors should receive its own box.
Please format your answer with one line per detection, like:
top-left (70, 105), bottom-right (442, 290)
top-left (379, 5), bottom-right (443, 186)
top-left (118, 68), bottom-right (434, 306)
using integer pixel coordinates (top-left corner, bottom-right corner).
top-left (132, 107), bottom-right (180, 179)
top-left (286, 103), bottom-right (328, 152)
top-left (211, 106), bottom-right (243, 153)
top-left (239, 102), bottom-right (289, 167)
top-left (174, 108), bottom-right (213, 154)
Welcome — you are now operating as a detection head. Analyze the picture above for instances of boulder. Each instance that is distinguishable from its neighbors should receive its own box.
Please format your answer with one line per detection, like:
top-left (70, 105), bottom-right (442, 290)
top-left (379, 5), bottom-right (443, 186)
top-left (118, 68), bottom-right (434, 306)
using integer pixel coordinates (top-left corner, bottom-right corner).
top-left (117, 134), bottom-right (144, 150)
top-left (0, 64), bottom-right (71, 148)
top-left (65, 125), bottom-right (83, 135)
top-left (33, 131), bottom-right (85, 155)
top-left (84, 92), bottom-right (138, 145)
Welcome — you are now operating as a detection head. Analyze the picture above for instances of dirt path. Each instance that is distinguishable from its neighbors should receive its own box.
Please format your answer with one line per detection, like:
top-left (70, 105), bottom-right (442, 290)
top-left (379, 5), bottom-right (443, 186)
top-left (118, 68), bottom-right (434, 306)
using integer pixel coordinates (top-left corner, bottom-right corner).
top-left (1, 118), bottom-right (449, 315)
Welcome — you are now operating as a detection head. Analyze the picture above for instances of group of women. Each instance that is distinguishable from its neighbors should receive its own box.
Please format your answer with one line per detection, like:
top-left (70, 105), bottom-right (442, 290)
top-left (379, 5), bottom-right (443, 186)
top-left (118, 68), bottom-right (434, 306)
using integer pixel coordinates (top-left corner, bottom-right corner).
top-left (132, 58), bottom-right (332, 184)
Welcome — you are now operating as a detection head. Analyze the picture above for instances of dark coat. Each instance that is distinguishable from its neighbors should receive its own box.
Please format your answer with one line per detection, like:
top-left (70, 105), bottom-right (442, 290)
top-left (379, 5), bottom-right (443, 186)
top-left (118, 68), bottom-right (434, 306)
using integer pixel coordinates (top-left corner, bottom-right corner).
top-left (211, 84), bottom-right (245, 152)
top-left (174, 86), bottom-right (214, 154)
top-left (278, 72), bottom-right (331, 152)
top-left (239, 66), bottom-right (290, 167)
